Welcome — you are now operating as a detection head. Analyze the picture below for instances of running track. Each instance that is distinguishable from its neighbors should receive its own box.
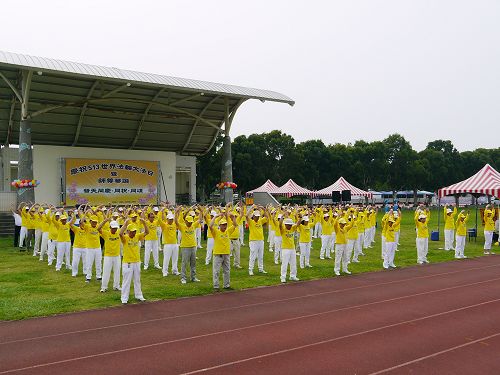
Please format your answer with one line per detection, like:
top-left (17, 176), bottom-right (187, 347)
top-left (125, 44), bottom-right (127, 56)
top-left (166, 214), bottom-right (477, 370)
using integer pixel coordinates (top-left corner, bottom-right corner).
top-left (2, 256), bottom-right (500, 374)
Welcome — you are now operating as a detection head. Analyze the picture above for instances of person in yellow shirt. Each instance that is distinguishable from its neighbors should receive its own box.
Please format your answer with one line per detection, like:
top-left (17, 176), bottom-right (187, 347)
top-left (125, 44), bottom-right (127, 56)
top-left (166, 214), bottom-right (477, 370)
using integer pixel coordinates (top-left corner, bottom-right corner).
top-left (47, 210), bottom-right (60, 266)
top-left (159, 211), bottom-right (179, 276)
top-left (17, 203), bottom-right (29, 249)
top-left (455, 210), bottom-right (469, 259)
top-left (267, 208), bottom-right (276, 253)
top-left (98, 218), bottom-right (122, 292)
top-left (272, 211), bottom-right (283, 265)
top-left (176, 206), bottom-right (202, 284)
top-left (393, 210), bottom-right (401, 252)
top-left (32, 206), bottom-right (43, 257)
top-left (229, 202), bottom-right (245, 269)
top-left (143, 211), bottom-right (161, 270)
top-left (238, 205), bottom-right (246, 246)
top-left (55, 211), bottom-right (72, 271)
top-left (346, 214), bottom-right (359, 264)
top-left (279, 216), bottom-right (299, 283)
top-left (70, 212), bottom-right (88, 278)
top-left (334, 216), bottom-right (353, 276)
top-left (383, 214), bottom-right (398, 269)
top-left (26, 207), bottom-right (37, 253)
top-left (320, 208), bottom-right (335, 260)
top-left (415, 208), bottom-right (431, 264)
top-left (298, 215), bottom-right (314, 268)
top-left (380, 210), bottom-right (390, 260)
top-left (246, 205), bottom-right (269, 276)
top-left (81, 214), bottom-right (103, 281)
top-left (210, 211), bottom-right (238, 290)
top-left (119, 218), bottom-right (148, 304)
top-left (204, 208), bottom-right (218, 265)
top-left (38, 208), bottom-right (51, 261)
top-left (313, 206), bottom-right (322, 239)
top-left (483, 205), bottom-right (496, 254)
top-left (443, 205), bottom-right (457, 251)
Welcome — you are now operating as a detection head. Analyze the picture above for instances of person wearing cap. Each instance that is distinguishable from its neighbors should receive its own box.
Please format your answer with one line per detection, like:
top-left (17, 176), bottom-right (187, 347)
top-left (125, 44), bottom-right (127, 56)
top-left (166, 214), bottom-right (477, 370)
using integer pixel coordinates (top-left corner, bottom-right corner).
top-left (272, 210), bottom-right (283, 265)
top-left (383, 212), bottom-right (398, 269)
top-left (81, 213), bottom-right (103, 281)
top-left (246, 205), bottom-right (269, 276)
top-left (267, 208), bottom-right (276, 253)
top-left (320, 207), bottom-right (334, 260)
top-left (70, 211), bottom-right (89, 278)
top-left (346, 214), bottom-right (359, 263)
top-left (160, 210), bottom-right (180, 276)
top-left (119, 217), bottom-right (149, 304)
top-left (38, 208), bottom-right (51, 261)
top-left (238, 205), bottom-right (246, 246)
top-left (355, 208), bottom-right (366, 256)
top-left (313, 206), bottom-right (322, 239)
top-left (25, 207), bottom-right (37, 253)
top-left (210, 210), bottom-right (238, 290)
top-left (455, 210), bottom-right (469, 259)
top-left (176, 206), bottom-right (202, 284)
top-left (229, 202), bottom-right (245, 269)
top-left (17, 203), bottom-right (30, 249)
top-left (98, 216), bottom-right (122, 292)
top-left (333, 216), bottom-right (354, 275)
top-left (204, 208), bottom-right (219, 265)
top-left (143, 211), bottom-right (161, 271)
top-left (415, 208), bottom-right (431, 264)
top-left (152, 206), bottom-right (163, 250)
top-left (369, 208), bottom-right (377, 246)
top-left (32, 206), bottom-right (43, 256)
top-left (483, 204), bottom-right (496, 255)
top-left (393, 210), bottom-right (402, 251)
top-left (298, 214), bottom-right (314, 268)
top-left (279, 215), bottom-right (299, 282)
top-left (55, 210), bottom-right (72, 271)
top-left (47, 208), bottom-right (60, 266)
top-left (443, 205), bottom-right (457, 251)
top-left (380, 210), bottom-right (390, 260)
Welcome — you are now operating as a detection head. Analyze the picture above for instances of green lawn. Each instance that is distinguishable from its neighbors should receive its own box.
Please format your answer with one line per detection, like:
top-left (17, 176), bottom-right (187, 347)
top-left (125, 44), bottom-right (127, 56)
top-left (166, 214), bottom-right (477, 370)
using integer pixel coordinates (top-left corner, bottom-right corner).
top-left (0, 209), bottom-right (496, 320)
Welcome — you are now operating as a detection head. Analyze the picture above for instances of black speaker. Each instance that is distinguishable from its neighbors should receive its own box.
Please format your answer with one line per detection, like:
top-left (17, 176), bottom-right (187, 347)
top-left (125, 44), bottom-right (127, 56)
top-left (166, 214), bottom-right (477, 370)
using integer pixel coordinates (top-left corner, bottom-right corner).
top-left (332, 191), bottom-right (341, 203)
top-left (341, 190), bottom-right (351, 202)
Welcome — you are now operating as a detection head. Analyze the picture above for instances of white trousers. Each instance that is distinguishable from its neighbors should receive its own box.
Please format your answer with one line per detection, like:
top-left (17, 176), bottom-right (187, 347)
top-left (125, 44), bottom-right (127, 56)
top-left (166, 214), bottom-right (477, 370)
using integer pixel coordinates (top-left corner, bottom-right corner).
top-left (370, 226), bottom-right (376, 244)
top-left (320, 234), bottom-right (333, 258)
top-left (102, 256), bottom-right (121, 290)
top-left (19, 226), bottom-right (27, 247)
top-left (230, 239), bottom-right (241, 267)
top-left (416, 237), bottom-right (429, 263)
top-left (163, 244), bottom-right (179, 275)
top-left (39, 232), bottom-right (49, 260)
top-left (313, 222), bottom-right (322, 238)
top-left (121, 262), bottom-right (143, 303)
top-left (354, 234), bottom-right (363, 258)
top-left (72, 247), bottom-right (87, 277)
top-left (274, 236), bottom-right (282, 263)
top-left (56, 241), bottom-right (71, 270)
top-left (239, 225), bottom-right (245, 245)
top-left (334, 243), bottom-right (349, 273)
top-left (281, 249), bottom-right (297, 281)
top-left (249, 240), bottom-right (265, 272)
top-left (484, 231), bottom-right (493, 250)
top-left (299, 242), bottom-right (311, 267)
top-left (347, 239), bottom-right (356, 262)
top-left (156, 227), bottom-right (162, 249)
top-left (268, 230), bottom-right (275, 250)
top-left (205, 238), bottom-right (215, 264)
top-left (384, 242), bottom-right (396, 268)
top-left (363, 230), bottom-right (371, 248)
top-left (395, 231), bottom-right (400, 250)
top-left (381, 235), bottom-right (386, 260)
top-left (196, 227), bottom-right (202, 248)
top-left (144, 240), bottom-right (160, 268)
top-left (86, 247), bottom-right (102, 279)
top-left (444, 229), bottom-right (455, 250)
top-left (48, 239), bottom-right (57, 265)
top-left (455, 235), bottom-right (466, 258)
top-left (34, 229), bottom-right (42, 253)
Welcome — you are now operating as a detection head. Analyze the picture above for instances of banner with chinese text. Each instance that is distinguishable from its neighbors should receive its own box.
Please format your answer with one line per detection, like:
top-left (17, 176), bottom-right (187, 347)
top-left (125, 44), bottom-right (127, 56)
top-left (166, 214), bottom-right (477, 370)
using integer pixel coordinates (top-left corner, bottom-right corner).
top-left (64, 158), bottom-right (159, 205)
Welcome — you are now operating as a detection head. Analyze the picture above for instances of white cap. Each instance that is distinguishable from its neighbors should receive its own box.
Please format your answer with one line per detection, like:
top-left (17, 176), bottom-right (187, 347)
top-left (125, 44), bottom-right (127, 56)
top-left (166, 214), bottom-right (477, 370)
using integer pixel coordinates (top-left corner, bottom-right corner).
top-left (253, 211), bottom-right (261, 217)
top-left (55, 212), bottom-right (61, 216)
top-left (44, 209), bottom-right (50, 214)
top-left (112, 212), bottom-right (119, 216)
top-left (110, 221), bottom-right (120, 229)
top-left (394, 212), bottom-right (399, 218)
top-left (447, 208), bottom-right (452, 213)
top-left (153, 207), bottom-right (159, 212)
top-left (166, 213), bottom-right (175, 220)
top-left (210, 210), bottom-right (217, 216)
top-left (189, 210), bottom-right (196, 216)
top-left (277, 214), bottom-right (283, 219)
top-left (324, 213), bottom-right (330, 217)
top-left (419, 214), bottom-right (427, 220)
top-left (118, 207), bottom-right (124, 211)
top-left (283, 218), bottom-right (294, 225)
top-left (302, 216), bottom-right (309, 221)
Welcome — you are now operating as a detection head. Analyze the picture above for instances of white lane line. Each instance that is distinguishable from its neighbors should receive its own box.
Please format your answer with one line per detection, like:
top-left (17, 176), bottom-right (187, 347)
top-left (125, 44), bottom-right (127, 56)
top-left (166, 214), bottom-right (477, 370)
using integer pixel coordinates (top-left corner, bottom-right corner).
top-left (2, 278), bottom-right (500, 374)
top-left (2, 262), bottom-right (499, 345)
top-left (368, 332), bottom-right (500, 374)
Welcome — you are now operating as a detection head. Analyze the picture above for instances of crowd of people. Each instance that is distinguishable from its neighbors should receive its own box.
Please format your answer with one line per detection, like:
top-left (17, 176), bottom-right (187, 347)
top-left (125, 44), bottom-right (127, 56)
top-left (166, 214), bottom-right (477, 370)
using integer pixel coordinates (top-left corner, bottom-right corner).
top-left (11, 201), bottom-right (499, 304)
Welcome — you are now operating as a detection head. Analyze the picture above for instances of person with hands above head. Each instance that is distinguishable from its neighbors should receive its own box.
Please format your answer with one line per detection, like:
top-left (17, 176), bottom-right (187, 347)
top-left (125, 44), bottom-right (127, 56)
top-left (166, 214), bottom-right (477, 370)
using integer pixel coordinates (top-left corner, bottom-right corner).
top-left (415, 206), bottom-right (431, 264)
top-left (69, 208), bottom-right (88, 279)
top-left (483, 204), bottom-right (496, 255)
top-left (159, 208), bottom-right (180, 277)
top-left (176, 206), bottom-right (202, 284)
top-left (279, 212), bottom-right (300, 283)
top-left (210, 208), bottom-right (238, 290)
top-left (443, 204), bottom-right (457, 251)
top-left (298, 212), bottom-right (314, 268)
top-left (246, 205), bottom-right (269, 276)
top-left (455, 210), bottom-right (470, 259)
top-left (333, 214), bottom-right (353, 276)
top-left (55, 208), bottom-right (72, 271)
top-left (143, 210), bottom-right (161, 271)
top-left (98, 214), bottom-right (122, 292)
top-left (82, 210), bottom-right (103, 282)
top-left (383, 210), bottom-right (401, 269)
top-left (228, 202), bottom-right (245, 269)
top-left (119, 216), bottom-right (148, 304)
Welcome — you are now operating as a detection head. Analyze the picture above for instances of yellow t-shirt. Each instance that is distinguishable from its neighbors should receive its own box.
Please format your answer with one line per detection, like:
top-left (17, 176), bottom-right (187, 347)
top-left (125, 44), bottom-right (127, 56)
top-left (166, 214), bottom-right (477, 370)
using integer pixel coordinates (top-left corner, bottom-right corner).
top-left (298, 222), bottom-right (313, 243)
top-left (456, 215), bottom-right (468, 236)
top-left (281, 226), bottom-right (296, 250)
top-left (334, 221), bottom-right (352, 244)
top-left (444, 207), bottom-right (457, 230)
top-left (179, 222), bottom-right (199, 248)
top-left (122, 233), bottom-right (146, 263)
top-left (41, 214), bottom-right (50, 233)
top-left (48, 215), bottom-right (59, 241)
top-left (416, 220), bottom-right (429, 238)
top-left (385, 223), bottom-right (396, 243)
top-left (212, 225), bottom-right (237, 255)
top-left (144, 219), bottom-right (158, 241)
top-left (72, 225), bottom-right (88, 248)
top-left (84, 223), bottom-right (101, 249)
top-left (55, 221), bottom-right (71, 243)
top-left (101, 229), bottom-right (121, 256)
top-left (160, 221), bottom-right (178, 245)
top-left (484, 209), bottom-right (495, 231)
top-left (229, 217), bottom-right (243, 240)
top-left (248, 217), bottom-right (267, 241)
top-left (321, 216), bottom-right (334, 235)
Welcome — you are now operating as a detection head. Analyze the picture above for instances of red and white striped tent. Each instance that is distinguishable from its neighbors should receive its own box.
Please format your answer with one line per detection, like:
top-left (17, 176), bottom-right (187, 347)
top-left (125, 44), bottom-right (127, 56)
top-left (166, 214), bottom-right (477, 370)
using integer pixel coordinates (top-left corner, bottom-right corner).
top-left (438, 164), bottom-right (500, 199)
top-left (315, 177), bottom-right (373, 198)
top-left (272, 179), bottom-right (316, 197)
top-left (246, 179), bottom-right (279, 196)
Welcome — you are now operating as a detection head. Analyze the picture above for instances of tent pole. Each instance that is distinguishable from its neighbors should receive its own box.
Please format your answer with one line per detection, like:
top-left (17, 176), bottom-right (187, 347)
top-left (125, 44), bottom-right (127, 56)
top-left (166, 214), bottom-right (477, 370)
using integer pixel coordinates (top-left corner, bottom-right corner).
top-left (475, 196), bottom-right (478, 233)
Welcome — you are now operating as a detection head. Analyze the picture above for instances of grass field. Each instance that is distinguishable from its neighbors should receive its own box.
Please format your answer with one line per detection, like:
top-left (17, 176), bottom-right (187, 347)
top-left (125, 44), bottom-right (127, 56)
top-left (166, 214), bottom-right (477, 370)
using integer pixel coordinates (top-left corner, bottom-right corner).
top-left (0, 209), bottom-right (497, 320)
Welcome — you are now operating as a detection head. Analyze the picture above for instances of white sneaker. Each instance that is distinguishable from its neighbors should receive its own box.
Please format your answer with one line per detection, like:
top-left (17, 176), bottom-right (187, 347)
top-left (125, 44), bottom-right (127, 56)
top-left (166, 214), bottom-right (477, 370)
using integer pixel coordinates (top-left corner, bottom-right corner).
top-left (290, 276), bottom-right (300, 281)
top-left (143, 266), bottom-right (148, 270)
top-left (100, 288), bottom-right (106, 293)
top-left (334, 271), bottom-right (340, 276)
top-left (137, 297), bottom-right (146, 302)
top-left (344, 270), bottom-right (351, 275)
top-left (281, 279), bottom-right (286, 283)
top-left (154, 265), bottom-right (161, 270)
top-left (163, 273), bottom-right (168, 277)
top-left (113, 287), bottom-right (121, 291)
top-left (259, 270), bottom-right (268, 274)
top-left (249, 270), bottom-right (254, 276)
top-left (192, 278), bottom-right (201, 282)
top-left (181, 279), bottom-right (187, 284)
top-left (307, 264), bottom-right (313, 268)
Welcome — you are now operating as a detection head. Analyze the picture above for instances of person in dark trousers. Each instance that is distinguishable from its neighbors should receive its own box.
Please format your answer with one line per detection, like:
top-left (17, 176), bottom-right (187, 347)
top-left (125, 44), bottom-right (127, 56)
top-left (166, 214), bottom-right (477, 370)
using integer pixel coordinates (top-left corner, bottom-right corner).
top-left (12, 208), bottom-right (22, 247)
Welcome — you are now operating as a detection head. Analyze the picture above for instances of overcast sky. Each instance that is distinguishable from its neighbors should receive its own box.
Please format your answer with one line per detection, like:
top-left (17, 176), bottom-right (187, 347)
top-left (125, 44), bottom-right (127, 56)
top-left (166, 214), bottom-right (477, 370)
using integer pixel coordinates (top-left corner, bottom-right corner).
top-left (2, 0), bottom-right (499, 151)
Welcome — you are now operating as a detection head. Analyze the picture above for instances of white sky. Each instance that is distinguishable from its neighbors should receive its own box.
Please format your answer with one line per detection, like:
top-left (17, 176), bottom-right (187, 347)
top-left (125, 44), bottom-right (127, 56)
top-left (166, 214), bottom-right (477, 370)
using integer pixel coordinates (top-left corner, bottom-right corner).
top-left (2, 0), bottom-right (499, 151)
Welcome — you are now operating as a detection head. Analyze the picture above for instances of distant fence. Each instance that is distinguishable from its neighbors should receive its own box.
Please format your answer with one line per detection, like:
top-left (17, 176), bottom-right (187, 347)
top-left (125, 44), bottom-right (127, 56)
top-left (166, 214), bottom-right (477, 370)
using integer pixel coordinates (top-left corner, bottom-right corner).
top-left (0, 192), bottom-right (16, 212)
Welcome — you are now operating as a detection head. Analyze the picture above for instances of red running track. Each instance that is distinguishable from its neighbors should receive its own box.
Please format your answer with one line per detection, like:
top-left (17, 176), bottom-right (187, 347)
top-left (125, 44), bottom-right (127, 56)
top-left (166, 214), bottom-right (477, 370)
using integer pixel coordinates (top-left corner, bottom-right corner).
top-left (1, 256), bottom-right (500, 374)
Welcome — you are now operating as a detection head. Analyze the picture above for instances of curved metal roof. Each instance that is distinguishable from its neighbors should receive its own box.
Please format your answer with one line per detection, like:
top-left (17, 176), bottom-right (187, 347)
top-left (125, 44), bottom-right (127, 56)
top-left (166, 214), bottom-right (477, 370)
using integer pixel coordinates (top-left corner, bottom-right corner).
top-left (0, 50), bottom-right (294, 155)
